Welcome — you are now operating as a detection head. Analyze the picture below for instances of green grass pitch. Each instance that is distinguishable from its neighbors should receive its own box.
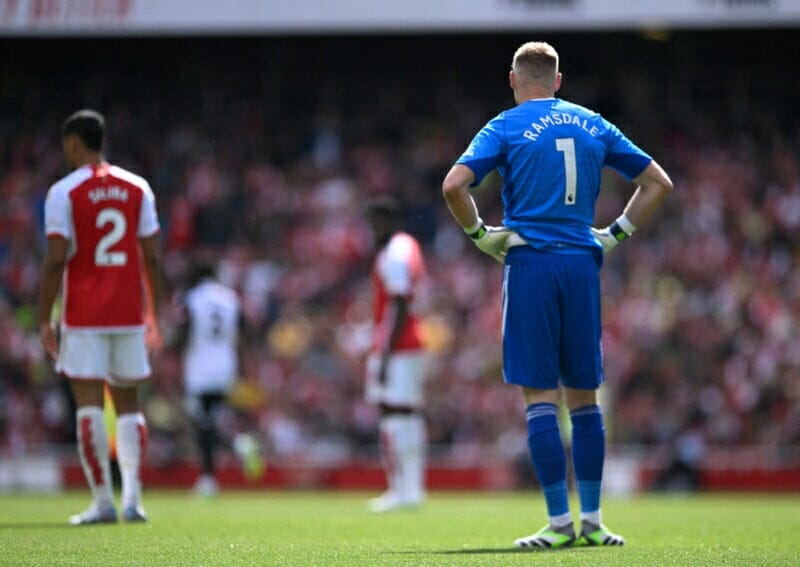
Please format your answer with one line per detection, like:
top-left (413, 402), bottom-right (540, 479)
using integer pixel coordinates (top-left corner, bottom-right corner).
top-left (1, 491), bottom-right (798, 566)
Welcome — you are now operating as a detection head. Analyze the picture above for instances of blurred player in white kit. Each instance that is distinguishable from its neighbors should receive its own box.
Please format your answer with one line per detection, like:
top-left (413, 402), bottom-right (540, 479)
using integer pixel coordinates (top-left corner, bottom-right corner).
top-left (38, 109), bottom-right (161, 525)
top-left (176, 261), bottom-right (263, 497)
top-left (365, 197), bottom-right (428, 513)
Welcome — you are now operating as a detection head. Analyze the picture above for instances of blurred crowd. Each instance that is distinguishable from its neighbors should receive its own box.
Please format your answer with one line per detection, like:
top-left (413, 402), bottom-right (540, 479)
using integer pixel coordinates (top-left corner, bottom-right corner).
top-left (1, 34), bottom-right (798, 469)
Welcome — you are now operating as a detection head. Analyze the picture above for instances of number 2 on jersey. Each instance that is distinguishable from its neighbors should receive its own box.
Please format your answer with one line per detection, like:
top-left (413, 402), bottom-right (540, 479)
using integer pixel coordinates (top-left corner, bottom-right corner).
top-left (95, 208), bottom-right (128, 266)
top-left (556, 138), bottom-right (577, 205)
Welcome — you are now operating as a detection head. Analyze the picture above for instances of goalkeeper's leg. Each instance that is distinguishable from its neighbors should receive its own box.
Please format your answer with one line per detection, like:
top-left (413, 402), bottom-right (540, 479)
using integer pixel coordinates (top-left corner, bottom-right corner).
top-left (567, 391), bottom-right (624, 546)
top-left (515, 398), bottom-right (575, 548)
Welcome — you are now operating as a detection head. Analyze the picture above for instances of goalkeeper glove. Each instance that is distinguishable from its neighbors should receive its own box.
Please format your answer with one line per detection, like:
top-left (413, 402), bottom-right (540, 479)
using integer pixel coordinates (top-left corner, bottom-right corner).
top-left (465, 219), bottom-right (512, 264)
top-left (592, 214), bottom-right (637, 254)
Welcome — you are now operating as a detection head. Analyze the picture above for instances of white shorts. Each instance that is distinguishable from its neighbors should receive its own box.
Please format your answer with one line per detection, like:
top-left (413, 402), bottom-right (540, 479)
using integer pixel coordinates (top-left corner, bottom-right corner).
top-left (56, 328), bottom-right (151, 386)
top-left (365, 351), bottom-right (426, 409)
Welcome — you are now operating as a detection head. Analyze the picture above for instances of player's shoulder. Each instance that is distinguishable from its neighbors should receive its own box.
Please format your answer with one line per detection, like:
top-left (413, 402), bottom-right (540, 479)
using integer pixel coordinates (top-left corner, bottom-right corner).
top-left (554, 99), bottom-right (602, 120)
top-left (505, 98), bottom-right (603, 128)
top-left (193, 280), bottom-right (239, 305)
top-left (477, 108), bottom-right (511, 131)
top-left (107, 165), bottom-right (154, 196)
top-left (382, 232), bottom-right (422, 262)
top-left (184, 283), bottom-right (208, 310)
top-left (212, 281), bottom-right (240, 305)
top-left (554, 99), bottom-right (618, 137)
top-left (389, 231), bottom-right (420, 250)
top-left (47, 165), bottom-right (94, 198)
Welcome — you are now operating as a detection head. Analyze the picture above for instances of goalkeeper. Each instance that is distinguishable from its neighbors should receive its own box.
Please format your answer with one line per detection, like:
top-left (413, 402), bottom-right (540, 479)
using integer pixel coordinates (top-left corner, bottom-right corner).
top-left (442, 41), bottom-right (672, 548)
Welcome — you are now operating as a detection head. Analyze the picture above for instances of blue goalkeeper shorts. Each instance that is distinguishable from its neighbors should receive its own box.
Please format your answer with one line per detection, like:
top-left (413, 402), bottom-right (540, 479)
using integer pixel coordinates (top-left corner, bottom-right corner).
top-left (502, 247), bottom-right (604, 390)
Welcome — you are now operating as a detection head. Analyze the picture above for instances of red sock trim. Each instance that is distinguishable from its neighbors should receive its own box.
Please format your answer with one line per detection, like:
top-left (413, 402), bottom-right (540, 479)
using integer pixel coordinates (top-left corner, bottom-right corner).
top-left (380, 429), bottom-right (396, 487)
top-left (137, 421), bottom-right (148, 481)
top-left (79, 416), bottom-right (104, 487)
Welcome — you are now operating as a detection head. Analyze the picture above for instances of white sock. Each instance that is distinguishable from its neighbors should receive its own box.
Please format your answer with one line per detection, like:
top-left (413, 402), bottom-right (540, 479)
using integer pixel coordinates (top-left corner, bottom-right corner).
top-left (398, 414), bottom-right (426, 503)
top-left (381, 414), bottom-right (426, 503)
top-left (549, 512), bottom-right (573, 529)
top-left (116, 412), bottom-right (148, 509)
top-left (75, 406), bottom-right (114, 507)
top-left (378, 417), bottom-right (402, 497)
top-left (581, 510), bottom-right (602, 526)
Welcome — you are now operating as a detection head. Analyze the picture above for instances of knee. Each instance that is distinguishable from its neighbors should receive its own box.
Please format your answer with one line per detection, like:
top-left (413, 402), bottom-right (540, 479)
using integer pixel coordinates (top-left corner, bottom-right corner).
top-left (564, 388), bottom-right (597, 411)
top-left (110, 386), bottom-right (141, 415)
top-left (69, 379), bottom-right (106, 408)
top-left (522, 387), bottom-right (560, 407)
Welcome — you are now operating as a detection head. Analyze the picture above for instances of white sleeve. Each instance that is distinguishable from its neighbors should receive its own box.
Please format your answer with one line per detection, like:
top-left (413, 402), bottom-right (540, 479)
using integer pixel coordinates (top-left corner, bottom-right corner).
top-left (138, 182), bottom-right (160, 237)
top-left (44, 185), bottom-right (71, 239)
top-left (378, 244), bottom-right (413, 296)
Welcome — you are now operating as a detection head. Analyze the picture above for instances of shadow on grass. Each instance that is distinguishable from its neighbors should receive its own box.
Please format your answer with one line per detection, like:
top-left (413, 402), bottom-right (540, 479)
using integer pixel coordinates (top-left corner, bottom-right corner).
top-left (0, 521), bottom-right (120, 530)
top-left (386, 546), bottom-right (597, 556)
top-left (0, 522), bottom-right (74, 530)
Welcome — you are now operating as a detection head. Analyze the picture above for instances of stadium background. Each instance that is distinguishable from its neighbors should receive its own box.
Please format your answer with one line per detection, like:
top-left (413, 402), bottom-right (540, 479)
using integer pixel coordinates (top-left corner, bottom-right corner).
top-left (1, 1), bottom-right (799, 493)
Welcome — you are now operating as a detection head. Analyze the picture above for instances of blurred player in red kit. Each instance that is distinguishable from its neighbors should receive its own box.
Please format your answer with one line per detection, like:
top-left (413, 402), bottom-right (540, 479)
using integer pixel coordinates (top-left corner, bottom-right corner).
top-left (38, 109), bottom-right (161, 525)
top-left (364, 197), bottom-right (428, 513)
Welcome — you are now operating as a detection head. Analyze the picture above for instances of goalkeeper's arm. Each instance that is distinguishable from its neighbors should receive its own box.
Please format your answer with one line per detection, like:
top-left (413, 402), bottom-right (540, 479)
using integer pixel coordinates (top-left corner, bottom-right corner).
top-left (442, 164), bottom-right (511, 264)
top-left (594, 160), bottom-right (673, 254)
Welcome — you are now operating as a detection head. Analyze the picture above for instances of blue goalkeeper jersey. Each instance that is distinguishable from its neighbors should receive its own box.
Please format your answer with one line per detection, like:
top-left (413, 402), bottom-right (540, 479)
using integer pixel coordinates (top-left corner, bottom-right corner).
top-left (456, 97), bottom-right (652, 255)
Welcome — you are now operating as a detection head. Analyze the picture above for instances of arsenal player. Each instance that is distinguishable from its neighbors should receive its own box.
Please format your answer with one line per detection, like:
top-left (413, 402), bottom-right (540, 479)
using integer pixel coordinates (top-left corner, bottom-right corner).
top-left (364, 197), bottom-right (428, 513)
top-left (38, 109), bottom-right (161, 525)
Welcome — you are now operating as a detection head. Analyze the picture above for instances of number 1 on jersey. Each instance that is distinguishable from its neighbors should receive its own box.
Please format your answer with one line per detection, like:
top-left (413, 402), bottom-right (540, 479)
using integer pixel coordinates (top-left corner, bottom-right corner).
top-left (556, 138), bottom-right (577, 205)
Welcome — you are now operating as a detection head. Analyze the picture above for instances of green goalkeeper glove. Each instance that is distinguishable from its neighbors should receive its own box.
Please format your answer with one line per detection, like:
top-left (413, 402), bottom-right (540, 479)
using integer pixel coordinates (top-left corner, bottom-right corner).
top-left (465, 220), bottom-right (512, 264)
top-left (592, 214), bottom-right (637, 255)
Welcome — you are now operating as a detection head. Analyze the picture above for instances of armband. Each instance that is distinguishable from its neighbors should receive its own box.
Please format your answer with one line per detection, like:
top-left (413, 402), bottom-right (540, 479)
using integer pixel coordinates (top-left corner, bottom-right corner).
top-left (464, 218), bottom-right (486, 240)
top-left (609, 222), bottom-right (628, 242)
top-left (467, 224), bottom-right (487, 240)
top-left (609, 214), bottom-right (637, 241)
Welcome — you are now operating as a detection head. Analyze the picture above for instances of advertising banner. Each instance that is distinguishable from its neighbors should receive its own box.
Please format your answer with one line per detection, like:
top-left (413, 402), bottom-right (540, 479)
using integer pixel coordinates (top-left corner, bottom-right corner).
top-left (0, 0), bottom-right (796, 36)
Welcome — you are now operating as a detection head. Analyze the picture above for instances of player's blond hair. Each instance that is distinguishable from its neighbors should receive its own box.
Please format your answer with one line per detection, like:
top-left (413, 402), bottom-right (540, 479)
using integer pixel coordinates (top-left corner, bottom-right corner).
top-left (512, 42), bottom-right (559, 85)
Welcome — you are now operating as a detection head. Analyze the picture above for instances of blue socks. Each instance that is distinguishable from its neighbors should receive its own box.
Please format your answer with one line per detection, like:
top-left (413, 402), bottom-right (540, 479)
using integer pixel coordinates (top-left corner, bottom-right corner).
top-left (526, 402), bottom-right (607, 524)
top-left (570, 404), bottom-right (605, 517)
top-left (526, 403), bottom-right (569, 519)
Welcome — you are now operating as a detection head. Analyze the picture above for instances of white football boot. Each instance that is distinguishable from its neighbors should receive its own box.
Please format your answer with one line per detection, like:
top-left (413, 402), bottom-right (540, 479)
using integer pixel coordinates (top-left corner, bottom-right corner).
top-left (69, 502), bottom-right (118, 526)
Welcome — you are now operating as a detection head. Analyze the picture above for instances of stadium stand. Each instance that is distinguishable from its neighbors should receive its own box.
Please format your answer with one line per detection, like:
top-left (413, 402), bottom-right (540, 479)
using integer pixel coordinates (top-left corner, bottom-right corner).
top-left (1, 32), bottom-right (798, 489)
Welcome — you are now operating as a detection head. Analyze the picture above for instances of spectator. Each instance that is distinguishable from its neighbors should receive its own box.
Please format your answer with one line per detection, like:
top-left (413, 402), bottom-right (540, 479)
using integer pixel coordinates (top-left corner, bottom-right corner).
top-left (1, 34), bottom-right (798, 475)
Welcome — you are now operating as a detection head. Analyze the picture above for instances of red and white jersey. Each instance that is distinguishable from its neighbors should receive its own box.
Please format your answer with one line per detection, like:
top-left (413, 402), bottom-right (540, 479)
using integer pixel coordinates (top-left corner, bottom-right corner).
top-left (44, 163), bottom-right (160, 331)
top-left (372, 232), bottom-right (425, 353)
